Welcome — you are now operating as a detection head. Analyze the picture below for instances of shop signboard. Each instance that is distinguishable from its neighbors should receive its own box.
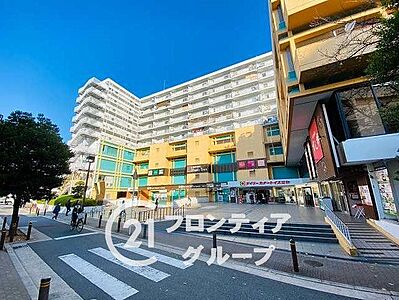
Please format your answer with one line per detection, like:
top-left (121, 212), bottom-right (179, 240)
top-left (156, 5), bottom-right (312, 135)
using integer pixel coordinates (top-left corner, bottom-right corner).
top-left (309, 118), bottom-right (323, 163)
top-left (186, 164), bottom-right (210, 173)
top-left (228, 178), bottom-right (310, 188)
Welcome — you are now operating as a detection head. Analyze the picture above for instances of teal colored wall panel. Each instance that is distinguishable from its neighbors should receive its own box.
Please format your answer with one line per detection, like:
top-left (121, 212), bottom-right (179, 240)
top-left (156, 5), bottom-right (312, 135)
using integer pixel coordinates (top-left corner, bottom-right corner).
top-left (272, 166), bottom-right (299, 179)
top-left (138, 177), bottom-right (148, 187)
top-left (215, 152), bottom-right (235, 164)
top-left (123, 150), bottom-right (134, 161)
top-left (214, 172), bottom-right (235, 183)
top-left (173, 159), bottom-right (186, 168)
top-left (102, 145), bottom-right (118, 157)
top-left (120, 177), bottom-right (132, 188)
top-left (172, 175), bottom-right (186, 184)
top-left (121, 163), bottom-right (133, 174)
top-left (100, 159), bottom-right (116, 172)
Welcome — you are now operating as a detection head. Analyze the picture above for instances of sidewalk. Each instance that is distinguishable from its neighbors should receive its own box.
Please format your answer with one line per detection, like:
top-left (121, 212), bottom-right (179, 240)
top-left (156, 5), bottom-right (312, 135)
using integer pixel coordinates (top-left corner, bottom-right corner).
top-left (0, 249), bottom-right (30, 300)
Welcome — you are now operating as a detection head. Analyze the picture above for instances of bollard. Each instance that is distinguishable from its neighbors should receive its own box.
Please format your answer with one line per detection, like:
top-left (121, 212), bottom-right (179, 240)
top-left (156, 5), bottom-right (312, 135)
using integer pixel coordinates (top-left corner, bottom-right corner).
top-left (289, 239), bottom-right (299, 272)
top-left (1, 216), bottom-right (7, 230)
top-left (98, 214), bottom-right (103, 228)
top-left (38, 277), bottom-right (51, 300)
top-left (0, 229), bottom-right (6, 250)
top-left (26, 221), bottom-right (33, 240)
top-left (212, 232), bottom-right (217, 249)
top-left (117, 216), bottom-right (121, 232)
top-left (84, 213), bottom-right (87, 225)
top-left (36, 208), bottom-right (40, 216)
top-left (43, 208), bottom-right (47, 216)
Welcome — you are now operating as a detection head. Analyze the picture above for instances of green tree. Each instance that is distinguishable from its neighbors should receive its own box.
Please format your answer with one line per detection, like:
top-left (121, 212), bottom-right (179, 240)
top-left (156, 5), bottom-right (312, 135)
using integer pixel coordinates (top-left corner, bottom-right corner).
top-left (71, 180), bottom-right (85, 198)
top-left (367, 0), bottom-right (399, 132)
top-left (0, 111), bottom-right (73, 241)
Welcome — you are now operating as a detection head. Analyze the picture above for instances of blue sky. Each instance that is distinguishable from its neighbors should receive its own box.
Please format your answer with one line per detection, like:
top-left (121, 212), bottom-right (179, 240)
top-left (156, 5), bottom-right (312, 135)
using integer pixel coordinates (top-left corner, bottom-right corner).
top-left (0, 0), bottom-right (271, 141)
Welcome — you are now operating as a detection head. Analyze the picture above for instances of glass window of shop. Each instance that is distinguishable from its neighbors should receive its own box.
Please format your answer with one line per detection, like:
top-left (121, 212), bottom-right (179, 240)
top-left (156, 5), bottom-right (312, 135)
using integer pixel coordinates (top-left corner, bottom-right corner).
top-left (375, 168), bottom-right (397, 219)
top-left (337, 86), bottom-right (386, 138)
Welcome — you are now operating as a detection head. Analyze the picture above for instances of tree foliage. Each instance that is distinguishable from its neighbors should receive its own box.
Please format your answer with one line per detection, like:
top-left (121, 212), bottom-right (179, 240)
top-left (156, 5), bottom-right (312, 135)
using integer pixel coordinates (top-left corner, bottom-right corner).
top-left (0, 111), bottom-right (73, 201)
top-left (72, 180), bottom-right (85, 198)
top-left (366, 0), bottom-right (399, 132)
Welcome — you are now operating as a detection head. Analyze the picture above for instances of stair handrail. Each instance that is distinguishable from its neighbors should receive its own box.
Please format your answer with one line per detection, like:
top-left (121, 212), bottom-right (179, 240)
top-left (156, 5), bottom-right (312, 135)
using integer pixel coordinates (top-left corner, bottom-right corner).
top-left (324, 205), bottom-right (353, 245)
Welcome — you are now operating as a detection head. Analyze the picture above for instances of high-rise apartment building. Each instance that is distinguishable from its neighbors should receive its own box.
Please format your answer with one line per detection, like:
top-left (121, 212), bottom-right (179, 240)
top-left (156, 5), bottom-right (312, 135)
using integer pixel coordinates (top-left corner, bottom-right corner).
top-left (268, 0), bottom-right (399, 220)
top-left (67, 78), bottom-right (140, 193)
top-left (69, 53), bottom-right (315, 204)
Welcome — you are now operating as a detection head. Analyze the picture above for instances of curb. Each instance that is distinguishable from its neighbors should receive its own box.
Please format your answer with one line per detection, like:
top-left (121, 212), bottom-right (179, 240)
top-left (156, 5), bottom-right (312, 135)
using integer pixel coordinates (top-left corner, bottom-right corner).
top-left (5, 243), bottom-right (36, 300)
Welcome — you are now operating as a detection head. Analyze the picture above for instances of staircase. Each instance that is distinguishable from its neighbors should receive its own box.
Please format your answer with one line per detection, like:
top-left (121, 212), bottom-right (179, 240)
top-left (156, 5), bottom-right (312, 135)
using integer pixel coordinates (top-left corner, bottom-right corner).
top-left (339, 216), bottom-right (399, 264)
top-left (177, 218), bottom-right (338, 244)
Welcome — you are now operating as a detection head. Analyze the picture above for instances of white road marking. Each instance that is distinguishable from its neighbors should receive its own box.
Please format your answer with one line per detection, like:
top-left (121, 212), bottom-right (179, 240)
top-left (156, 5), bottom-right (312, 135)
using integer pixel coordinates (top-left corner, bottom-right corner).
top-left (54, 232), bottom-right (101, 240)
top-left (89, 247), bottom-right (170, 282)
top-left (59, 253), bottom-right (138, 300)
top-left (115, 243), bottom-right (191, 269)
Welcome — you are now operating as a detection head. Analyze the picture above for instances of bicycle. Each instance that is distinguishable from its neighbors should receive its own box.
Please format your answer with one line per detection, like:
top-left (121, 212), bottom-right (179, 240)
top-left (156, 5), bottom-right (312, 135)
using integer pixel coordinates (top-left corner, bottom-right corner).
top-left (70, 212), bottom-right (85, 232)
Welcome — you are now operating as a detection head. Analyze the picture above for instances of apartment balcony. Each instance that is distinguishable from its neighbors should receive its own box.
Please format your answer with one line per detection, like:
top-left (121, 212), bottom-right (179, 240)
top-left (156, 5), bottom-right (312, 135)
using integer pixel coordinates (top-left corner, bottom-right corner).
top-left (141, 116), bottom-right (153, 123)
top-left (169, 114), bottom-right (188, 125)
top-left (76, 96), bottom-right (105, 112)
top-left (284, 0), bottom-right (375, 32)
top-left (231, 64), bottom-right (257, 78)
top-left (74, 106), bottom-right (103, 122)
top-left (209, 93), bottom-right (232, 106)
top-left (141, 133), bottom-right (152, 139)
top-left (137, 168), bottom-right (149, 176)
top-left (208, 139), bottom-right (236, 154)
top-left (295, 23), bottom-right (378, 84)
top-left (166, 146), bottom-right (187, 159)
top-left (264, 135), bottom-right (281, 144)
top-left (211, 114), bottom-right (234, 124)
top-left (70, 116), bottom-right (102, 133)
top-left (74, 128), bottom-right (101, 139)
top-left (232, 85), bottom-right (259, 100)
top-left (267, 154), bottom-right (284, 163)
top-left (154, 110), bottom-right (169, 119)
top-left (232, 75), bottom-right (258, 89)
top-left (190, 110), bottom-right (209, 119)
top-left (209, 83), bottom-right (232, 97)
top-left (170, 106), bottom-right (189, 115)
top-left (134, 151), bottom-right (150, 162)
top-left (190, 100), bottom-right (209, 111)
top-left (169, 134), bottom-right (187, 142)
top-left (210, 73), bottom-right (231, 85)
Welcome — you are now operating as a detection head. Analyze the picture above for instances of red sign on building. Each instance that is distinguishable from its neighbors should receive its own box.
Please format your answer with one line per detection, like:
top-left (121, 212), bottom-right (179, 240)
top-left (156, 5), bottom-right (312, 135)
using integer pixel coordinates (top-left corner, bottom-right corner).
top-left (309, 118), bottom-right (324, 163)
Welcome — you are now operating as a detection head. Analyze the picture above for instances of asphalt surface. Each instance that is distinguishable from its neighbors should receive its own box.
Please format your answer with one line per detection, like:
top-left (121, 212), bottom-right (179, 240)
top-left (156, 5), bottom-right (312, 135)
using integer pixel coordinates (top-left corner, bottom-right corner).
top-left (2, 214), bottom-right (356, 300)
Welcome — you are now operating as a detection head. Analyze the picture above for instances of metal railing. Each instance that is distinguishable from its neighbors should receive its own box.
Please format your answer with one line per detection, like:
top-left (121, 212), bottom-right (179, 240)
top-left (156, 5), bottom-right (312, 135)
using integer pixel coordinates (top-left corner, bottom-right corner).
top-left (324, 206), bottom-right (353, 245)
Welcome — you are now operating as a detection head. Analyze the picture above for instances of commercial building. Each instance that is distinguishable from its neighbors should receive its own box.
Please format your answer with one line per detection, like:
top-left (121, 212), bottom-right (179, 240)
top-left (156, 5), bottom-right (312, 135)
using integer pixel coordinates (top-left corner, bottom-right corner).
top-left (69, 53), bottom-right (318, 204)
top-left (268, 0), bottom-right (399, 220)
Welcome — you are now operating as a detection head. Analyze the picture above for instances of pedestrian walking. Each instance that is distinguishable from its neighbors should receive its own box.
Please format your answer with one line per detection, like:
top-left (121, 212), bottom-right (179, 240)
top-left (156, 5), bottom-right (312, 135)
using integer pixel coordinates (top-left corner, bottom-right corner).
top-left (52, 203), bottom-right (61, 220)
top-left (65, 199), bottom-right (71, 216)
top-left (155, 196), bottom-right (159, 211)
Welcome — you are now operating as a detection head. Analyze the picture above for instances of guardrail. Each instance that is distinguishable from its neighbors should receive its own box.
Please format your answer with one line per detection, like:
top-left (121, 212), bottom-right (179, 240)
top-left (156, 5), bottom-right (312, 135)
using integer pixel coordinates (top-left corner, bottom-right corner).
top-left (324, 206), bottom-right (353, 245)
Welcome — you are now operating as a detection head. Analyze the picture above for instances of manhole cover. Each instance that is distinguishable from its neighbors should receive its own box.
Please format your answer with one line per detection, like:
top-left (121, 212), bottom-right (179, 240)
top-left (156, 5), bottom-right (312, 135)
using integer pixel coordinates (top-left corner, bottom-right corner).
top-left (304, 260), bottom-right (323, 267)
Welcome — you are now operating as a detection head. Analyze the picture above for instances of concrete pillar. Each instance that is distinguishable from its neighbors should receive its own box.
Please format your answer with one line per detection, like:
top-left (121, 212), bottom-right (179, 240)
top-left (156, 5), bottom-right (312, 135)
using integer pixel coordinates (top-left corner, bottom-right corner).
top-left (367, 164), bottom-right (385, 220)
top-left (386, 159), bottom-right (399, 221)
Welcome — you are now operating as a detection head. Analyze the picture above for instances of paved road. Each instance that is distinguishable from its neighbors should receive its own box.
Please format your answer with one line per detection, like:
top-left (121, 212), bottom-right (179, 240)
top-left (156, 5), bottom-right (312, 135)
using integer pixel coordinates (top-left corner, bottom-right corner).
top-left (3, 214), bottom-right (359, 300)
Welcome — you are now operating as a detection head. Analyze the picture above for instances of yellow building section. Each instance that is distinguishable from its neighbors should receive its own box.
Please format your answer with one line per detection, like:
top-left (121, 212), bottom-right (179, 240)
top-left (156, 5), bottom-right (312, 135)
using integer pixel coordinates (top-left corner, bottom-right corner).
top-left (269, 0), bottom-right (385, 160)
top-left (94, 124), bottom-right (286, 202)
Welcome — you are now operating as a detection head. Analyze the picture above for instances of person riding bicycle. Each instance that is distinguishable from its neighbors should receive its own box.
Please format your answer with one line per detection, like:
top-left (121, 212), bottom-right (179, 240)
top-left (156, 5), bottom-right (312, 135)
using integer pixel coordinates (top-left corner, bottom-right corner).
top-left (71, 203), bottom-right (83, 226)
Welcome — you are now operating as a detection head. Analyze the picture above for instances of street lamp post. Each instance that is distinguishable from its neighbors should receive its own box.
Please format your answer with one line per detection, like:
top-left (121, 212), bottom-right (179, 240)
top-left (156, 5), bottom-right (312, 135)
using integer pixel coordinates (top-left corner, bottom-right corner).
top-left (82, 155), bottom-right (95, 208)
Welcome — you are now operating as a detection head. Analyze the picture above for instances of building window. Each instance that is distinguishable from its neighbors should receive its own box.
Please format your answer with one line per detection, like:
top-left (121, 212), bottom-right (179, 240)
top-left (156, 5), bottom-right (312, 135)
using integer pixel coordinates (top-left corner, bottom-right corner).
top-left (102, 145), bottom-right (118, 157)
top-left (276, 5), bottom-right (286, 30)
top-left (247, 151), bottom-right (254, 158)
top-left (212, 134), bottom-right (234, 145)
top-left (269, 144), bottom-right (283, 156)
top-left (266, 125), bottom-right (280, 136)
top-left (285, 48), bottom-right (297, 81)
top-left (139, 162), bottom-right (149, 170)
top-left (249, 170), bottom-right (256, 177)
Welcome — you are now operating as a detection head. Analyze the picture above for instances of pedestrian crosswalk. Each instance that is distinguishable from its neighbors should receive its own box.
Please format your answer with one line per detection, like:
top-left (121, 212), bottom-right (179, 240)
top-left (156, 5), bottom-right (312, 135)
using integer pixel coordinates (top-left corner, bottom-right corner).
top-left (58, 245), bottom-right (192, 299)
